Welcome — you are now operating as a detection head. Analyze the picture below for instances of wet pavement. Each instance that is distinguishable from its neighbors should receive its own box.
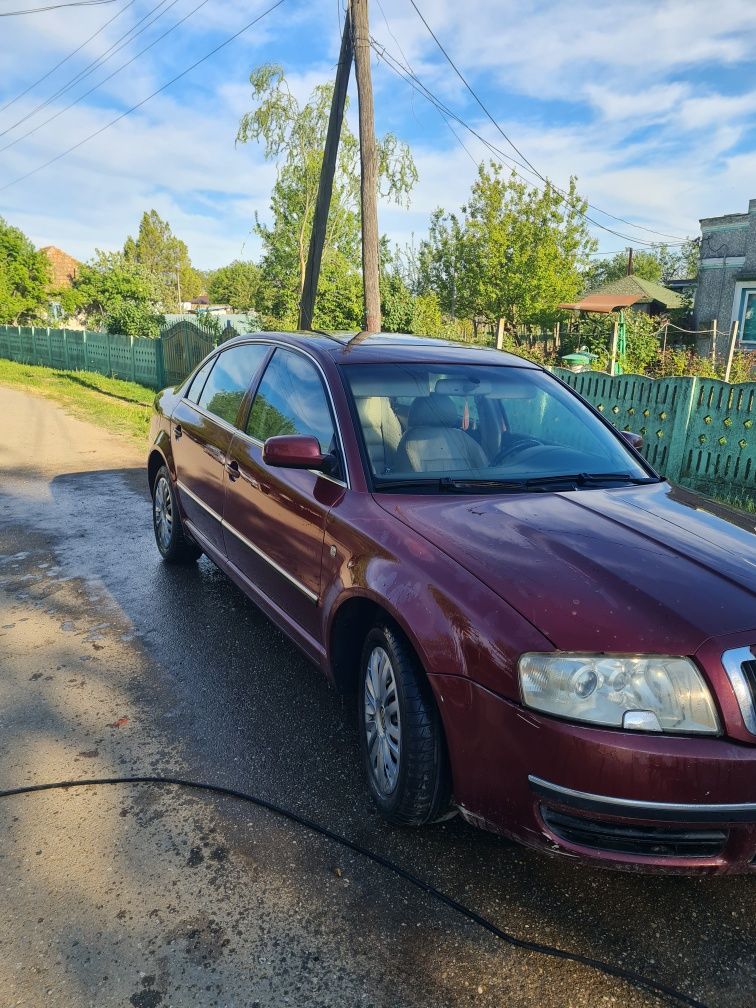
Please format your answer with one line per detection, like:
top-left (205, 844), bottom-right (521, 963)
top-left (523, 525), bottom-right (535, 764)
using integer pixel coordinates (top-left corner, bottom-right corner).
top-left (0, 384), bottom-right (753, 1008)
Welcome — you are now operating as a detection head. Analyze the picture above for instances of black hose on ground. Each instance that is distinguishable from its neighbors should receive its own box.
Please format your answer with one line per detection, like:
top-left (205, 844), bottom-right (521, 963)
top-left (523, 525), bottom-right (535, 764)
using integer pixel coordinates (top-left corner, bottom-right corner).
top-left (0, 775), bottom-right (710, 1008)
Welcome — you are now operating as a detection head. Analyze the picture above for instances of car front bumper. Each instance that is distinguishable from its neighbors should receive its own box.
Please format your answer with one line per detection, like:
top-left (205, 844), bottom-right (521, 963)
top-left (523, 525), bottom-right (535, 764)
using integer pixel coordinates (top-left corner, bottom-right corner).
top-left (431, 674), bottom-right (756, 874)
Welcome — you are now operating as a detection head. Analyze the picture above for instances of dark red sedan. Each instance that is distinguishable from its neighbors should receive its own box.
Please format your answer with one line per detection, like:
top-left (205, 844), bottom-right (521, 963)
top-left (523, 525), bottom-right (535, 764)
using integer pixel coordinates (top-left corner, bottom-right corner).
top-left (147, 331), bottom-right (756, 874)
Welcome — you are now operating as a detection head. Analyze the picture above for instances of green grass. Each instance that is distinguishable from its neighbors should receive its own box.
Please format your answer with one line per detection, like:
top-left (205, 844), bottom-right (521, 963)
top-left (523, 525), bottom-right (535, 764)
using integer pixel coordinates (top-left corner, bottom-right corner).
top-left (711, 491), bottom-right (756, 515)
top-left (0, 358), bottom-right (154, 443)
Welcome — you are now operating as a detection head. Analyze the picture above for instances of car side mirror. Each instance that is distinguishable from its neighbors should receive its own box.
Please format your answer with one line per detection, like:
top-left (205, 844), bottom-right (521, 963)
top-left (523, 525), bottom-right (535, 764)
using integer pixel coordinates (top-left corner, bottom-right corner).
top-left (621, 430), bottom-right (644, 451)
top-left (263, 434), bottom-right (332, 472)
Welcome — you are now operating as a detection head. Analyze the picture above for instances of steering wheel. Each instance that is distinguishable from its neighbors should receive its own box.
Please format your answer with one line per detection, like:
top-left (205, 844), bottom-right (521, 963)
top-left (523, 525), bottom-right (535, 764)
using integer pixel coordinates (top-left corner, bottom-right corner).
top-left (491, 435), bottom-right (544, 465)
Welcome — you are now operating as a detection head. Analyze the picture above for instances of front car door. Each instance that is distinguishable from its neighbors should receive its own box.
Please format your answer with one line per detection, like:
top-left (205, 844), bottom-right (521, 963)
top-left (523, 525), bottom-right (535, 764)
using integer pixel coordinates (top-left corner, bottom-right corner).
top-left (171, 343), bottom-right (270, 552)
top-left (222, 347), bottom-right (347, 649)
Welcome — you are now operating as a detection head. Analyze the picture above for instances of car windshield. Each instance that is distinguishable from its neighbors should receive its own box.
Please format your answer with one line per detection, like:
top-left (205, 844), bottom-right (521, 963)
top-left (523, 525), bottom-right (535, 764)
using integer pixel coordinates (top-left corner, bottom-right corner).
top-left (343, 362), bottom-right (651, 489)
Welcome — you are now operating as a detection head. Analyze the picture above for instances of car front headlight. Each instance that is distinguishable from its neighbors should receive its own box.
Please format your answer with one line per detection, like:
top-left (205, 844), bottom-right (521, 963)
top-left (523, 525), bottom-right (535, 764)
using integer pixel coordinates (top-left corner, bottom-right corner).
top-left (518, 653), bottom-right (720, 734)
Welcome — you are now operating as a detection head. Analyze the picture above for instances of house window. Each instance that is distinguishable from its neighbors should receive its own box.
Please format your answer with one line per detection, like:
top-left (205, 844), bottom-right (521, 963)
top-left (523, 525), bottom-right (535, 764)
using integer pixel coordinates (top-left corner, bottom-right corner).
top-left (738, 289), bottom-right (756, 344)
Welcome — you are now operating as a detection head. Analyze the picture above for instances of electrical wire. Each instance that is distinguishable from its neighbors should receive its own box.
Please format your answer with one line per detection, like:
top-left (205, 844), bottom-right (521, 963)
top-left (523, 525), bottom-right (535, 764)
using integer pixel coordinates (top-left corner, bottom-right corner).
top-left (0, 0), bottom-right (179, 141)
top-left (374, 0), bottom-right (477, 167)
top-left (0, 0), bottom-right (289, 193)
top-left (0, 774), bottom-right (711, 1008)
top-left (0, 0), bottom-right (210, 155)
top-left (0, 0), bottom-right (118, 14)
top-left (370, 39), bottom-right (690, 250)
top-left (405, 0), bottom-right (689, 244)
top-left (0, 0), bottom-right (137, 116)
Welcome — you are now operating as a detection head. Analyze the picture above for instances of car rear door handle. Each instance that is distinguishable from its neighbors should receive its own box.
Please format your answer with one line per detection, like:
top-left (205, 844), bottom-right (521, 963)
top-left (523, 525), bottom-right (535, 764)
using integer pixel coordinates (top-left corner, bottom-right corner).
top-left (174, 424), bottom-right (182, 439)
top-left (226, 460), bottom-right (240, 481)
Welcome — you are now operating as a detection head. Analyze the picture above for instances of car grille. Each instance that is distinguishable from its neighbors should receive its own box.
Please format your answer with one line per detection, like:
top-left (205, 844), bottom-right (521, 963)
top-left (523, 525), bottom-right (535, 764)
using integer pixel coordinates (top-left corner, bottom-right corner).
top-left (742, 659), bottom-right (756, 700)
top-left (541, 807), bottom-right (728, 858)
top-left (721, 647), bottom-right (756, 736)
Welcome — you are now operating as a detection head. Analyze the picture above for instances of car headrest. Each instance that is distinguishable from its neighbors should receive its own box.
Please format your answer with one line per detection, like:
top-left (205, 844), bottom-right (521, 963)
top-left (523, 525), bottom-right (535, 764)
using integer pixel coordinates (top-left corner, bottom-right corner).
top-left (408, 394), bottom-right (459, 428)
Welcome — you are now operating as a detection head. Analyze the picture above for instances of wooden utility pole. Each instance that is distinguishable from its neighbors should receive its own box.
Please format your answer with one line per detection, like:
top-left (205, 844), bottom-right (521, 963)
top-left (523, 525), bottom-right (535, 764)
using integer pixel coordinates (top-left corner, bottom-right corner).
top-left (298, 11), bottom-right (353, 331)
top-left (350, 0), bottom-right (381, 332)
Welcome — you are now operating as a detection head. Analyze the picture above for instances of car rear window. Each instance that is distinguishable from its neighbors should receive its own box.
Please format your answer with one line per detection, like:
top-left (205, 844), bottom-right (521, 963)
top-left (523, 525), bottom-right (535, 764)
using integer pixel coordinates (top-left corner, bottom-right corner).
top-left (196, 344), bottom-right (269, 426)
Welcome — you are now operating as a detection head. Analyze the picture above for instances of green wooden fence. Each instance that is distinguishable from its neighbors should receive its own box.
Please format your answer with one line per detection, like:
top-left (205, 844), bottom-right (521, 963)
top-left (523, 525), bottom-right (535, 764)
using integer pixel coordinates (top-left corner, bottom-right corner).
top-left (0, 320), bottom-right (239, 389)
top-left (1, 326), bottom-right (753, 499)
top-left (554, 368), bottom-right (755, 498)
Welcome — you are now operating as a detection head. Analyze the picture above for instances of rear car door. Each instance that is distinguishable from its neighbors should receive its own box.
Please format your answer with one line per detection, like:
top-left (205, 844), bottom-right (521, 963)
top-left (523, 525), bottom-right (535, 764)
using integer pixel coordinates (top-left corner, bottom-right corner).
top-left (222, 347), bottom-right (347, 645)
top-left (170, 343), bottom-right (270, 552)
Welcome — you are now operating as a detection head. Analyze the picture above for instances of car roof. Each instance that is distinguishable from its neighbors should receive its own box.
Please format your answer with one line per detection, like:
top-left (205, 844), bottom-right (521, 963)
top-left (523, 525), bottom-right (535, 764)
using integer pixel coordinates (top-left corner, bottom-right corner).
top-left (223, 330), bottom-right (541, 369)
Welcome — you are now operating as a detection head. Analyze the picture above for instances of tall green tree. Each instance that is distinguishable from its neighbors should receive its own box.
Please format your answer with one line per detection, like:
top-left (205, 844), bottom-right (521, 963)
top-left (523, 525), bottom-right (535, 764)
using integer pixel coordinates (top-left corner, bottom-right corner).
top-left (0, 217), bottom-right (52, 324)
top-left (73, 251), bottom-right (165, 338)
top-left (207, 260), bottom-right (260, 311)
top-left (419, 165), bottom-right (596, 334)
top-left (584, 238), bottom-right (699, 290)
top-left (236, 64), bottom-right (417, 327)
top-left (123, 210), bottom-right (202, 310)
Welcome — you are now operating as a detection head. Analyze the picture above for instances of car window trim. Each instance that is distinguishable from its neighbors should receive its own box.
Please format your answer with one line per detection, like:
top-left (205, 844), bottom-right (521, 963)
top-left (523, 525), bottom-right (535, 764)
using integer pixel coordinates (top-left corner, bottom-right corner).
top-left (179, 338), bottom-right (350, 489)
top-left (239, 341), bottom-right (350, 489)
top-left (186, 355), bottom-right (217, 406)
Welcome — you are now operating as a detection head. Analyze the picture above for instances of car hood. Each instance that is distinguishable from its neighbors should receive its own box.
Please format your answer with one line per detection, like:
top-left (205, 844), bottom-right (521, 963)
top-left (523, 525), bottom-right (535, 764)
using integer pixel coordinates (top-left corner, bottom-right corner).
top-left (375, 482), bottom-right (756, 654)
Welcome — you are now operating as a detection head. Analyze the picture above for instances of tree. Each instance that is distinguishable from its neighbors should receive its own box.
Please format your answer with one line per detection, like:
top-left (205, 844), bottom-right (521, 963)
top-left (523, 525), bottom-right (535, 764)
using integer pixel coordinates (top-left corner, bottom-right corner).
top-left (584, 238), bottom-right (700, 290)
top-left (419, 164), bottom-right (596, 334)
top-left (123, 210), bottom-right (202, 310)
top-left (207, 260), bottom-right (260, 311)
top-left (0, 217), bottom-right (51, 324)
top-left (73, 251), bottom-right (165, 338)
top-left (236, 64), bottom-right (417, 326)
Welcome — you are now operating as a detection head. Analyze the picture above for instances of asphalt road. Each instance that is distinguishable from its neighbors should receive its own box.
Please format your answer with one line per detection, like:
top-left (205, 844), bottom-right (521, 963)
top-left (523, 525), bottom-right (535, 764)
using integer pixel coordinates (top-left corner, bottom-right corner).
top-left (0, 384), bottom-right (753, 1008)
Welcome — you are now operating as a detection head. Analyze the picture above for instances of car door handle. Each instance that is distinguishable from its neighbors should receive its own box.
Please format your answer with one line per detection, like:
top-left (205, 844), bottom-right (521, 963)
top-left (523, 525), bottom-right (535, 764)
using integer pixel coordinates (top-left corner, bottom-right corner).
top-left (226, 460), bottom-right (240, 481)
top-left (174, 424), bottom-right (182, 439)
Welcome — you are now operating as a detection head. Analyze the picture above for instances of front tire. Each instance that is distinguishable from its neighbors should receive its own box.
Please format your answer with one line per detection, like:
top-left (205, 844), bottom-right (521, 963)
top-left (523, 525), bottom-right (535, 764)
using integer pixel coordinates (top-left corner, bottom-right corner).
top-left (152, 465), bottom-right (202, 564)
top-left (358, 624), bottom-right (450, 825)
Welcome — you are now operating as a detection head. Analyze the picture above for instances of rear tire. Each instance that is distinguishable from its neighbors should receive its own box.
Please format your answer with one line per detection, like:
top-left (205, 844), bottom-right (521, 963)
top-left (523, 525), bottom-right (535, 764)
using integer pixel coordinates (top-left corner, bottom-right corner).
top-left (358, 624), bottom-right (450, 826)
top-left (152, 465), bottom-right (202, 564)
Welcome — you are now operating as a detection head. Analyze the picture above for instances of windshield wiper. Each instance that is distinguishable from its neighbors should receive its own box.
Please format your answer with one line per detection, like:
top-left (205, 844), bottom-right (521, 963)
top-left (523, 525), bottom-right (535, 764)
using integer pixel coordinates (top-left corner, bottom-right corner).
top-left (524, 472), bottom-right (662, 487)
top-left (373, 472), bottom-right (662, 494)
top-left (373, 477), bottom-right (492, 493)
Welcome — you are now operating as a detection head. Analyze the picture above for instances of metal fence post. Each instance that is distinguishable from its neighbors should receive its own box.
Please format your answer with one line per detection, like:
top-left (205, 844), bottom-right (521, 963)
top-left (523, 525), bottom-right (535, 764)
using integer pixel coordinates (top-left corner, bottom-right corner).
top-left (106, 329), bottom-right (113, 376)
top-left (46, 327), bottom-right (53, 366)
top-left (83, 329), bottom-right (88, 370)
top-left (665, 377), bottom-right (699, 484)
top-left (63, 328), bottom-right (68, 369)
top-left (129, 334), bottom-right (136, 382)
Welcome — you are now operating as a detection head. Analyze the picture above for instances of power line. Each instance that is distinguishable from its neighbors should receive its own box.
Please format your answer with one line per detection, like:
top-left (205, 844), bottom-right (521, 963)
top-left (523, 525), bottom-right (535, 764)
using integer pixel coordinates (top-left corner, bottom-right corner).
top-left (371, 39), bottom-right (690, 249)
top-left (0, 0), bottom-right (289, 193)
top-left (374, 0), bottom-right (477, 167)
top-left (405, 0), bottom-right (689, 244)
top-left (0, 0), bottom-right (137, 116)
top-left (0, 0), bottom-right (178, 141)
top-left (0, 0), bottom-right (119, 15)
top-left (0, 0), bottom-right (209, 155)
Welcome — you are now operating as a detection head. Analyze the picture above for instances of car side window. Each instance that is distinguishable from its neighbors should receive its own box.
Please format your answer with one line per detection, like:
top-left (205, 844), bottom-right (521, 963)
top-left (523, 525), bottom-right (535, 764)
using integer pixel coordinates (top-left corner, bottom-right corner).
top-left (246, 349), bottom-right (337, 455)
top-left (197, 344), bottom-right (270, 426)
top-left (186, 356), bottom-right (215, 404)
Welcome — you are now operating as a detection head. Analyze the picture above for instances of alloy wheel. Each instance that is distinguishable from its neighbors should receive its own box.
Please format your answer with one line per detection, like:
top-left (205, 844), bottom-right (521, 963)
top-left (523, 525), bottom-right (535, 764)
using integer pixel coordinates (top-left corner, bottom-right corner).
top-left (154, 475), bottom-right (173, 551)
top-left (364, 645), bottom-right (402, 794)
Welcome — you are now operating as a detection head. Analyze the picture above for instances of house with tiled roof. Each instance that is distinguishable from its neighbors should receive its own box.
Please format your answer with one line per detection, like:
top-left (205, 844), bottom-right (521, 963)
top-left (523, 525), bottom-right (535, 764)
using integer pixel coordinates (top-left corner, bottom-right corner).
top-left (585, 274), bottom-right (683, 314)
top-left (39, 246), bottom-right (80, 289)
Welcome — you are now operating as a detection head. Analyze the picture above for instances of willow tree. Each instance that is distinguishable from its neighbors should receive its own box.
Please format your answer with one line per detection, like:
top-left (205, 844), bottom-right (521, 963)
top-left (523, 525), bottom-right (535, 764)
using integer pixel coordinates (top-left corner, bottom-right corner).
top-left (236, 64), bottom-right (417, 327)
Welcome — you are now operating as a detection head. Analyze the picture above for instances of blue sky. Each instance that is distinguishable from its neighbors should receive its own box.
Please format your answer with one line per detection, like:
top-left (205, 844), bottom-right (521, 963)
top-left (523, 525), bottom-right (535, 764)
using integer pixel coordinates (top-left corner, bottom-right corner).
top-left (1, 0), bottom-right (756, 270)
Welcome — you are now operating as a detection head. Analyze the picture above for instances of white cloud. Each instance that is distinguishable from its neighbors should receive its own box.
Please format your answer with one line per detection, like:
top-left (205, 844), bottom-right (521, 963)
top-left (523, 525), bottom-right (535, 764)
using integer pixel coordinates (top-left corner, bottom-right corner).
top-left (2, 0), bottom-right (756, 273)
